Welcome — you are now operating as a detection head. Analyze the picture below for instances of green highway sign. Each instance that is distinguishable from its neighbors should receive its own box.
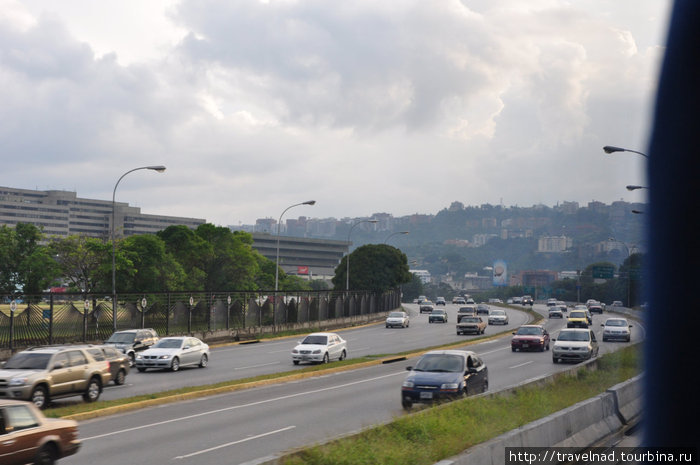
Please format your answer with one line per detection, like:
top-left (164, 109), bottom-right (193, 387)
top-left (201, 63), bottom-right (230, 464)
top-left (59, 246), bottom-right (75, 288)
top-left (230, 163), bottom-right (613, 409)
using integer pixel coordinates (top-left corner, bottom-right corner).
top-left (592, 265), bottom-right (615, 279)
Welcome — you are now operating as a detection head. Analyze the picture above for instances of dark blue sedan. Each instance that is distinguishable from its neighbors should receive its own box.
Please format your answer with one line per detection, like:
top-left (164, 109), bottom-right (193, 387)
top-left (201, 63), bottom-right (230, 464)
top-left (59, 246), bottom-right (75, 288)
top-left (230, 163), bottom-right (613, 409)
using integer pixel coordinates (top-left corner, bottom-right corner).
top-left (401, 350), bottom-right (488, 409)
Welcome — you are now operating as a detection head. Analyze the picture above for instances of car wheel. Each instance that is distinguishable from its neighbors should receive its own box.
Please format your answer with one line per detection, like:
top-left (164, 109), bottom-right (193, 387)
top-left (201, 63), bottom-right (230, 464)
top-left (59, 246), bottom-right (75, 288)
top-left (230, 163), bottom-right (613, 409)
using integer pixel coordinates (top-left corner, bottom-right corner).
top-left (386, 325), bottom-right (390, 328)
top-left (511, 347), bottom-right (516, 352)
top-left (31, 385), bottom-right (49, 410)
top-left (137, 367), bottom-right (147, 372)
top-left (322, 352), bottom-right (329, 364)
top-left (83, 377), bottom-right (102, 403)
top-left (199, 354), bottom-right (208, 368)
top-left (171, 357), bottom-right (180, 372)
top-left (128, 352), bottom-right (135, 367)
top-left (402, 397), bottom-right (413, 410)
top-left (34, 443), bottom-right (57, 465)
top-left (339, 350), bottom-right (347, 361)
top-left (626, 336), bottom-right (631, 342)
top-left (114, 369), bottom-right (126, 385)
top-left (293, 360), bottom-right (300, 365)
top-left (482, 379), bottom-right (489, 393)
top-left (540, 344), bottom-right (545, 352)
top-left (553, 357), bottom-right (558, 363)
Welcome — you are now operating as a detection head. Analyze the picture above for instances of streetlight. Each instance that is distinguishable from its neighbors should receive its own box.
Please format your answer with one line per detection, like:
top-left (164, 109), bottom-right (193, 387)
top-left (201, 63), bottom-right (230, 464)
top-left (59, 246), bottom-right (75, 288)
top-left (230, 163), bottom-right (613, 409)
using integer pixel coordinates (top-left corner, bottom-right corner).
top-left (274, 200), bottom-right (316, 291)
top-left (112, 165), bottom-right (166, 331)
top-left (383, 231), bottom-right (409, 244)
top-left (346, 219), bottom-right (378, 290)
top-left (626, 185), bottom-right (649, 191)
top-left (608, 238), bottom-right (638, 307)
top-left (603, 146), bottom-right (649, 158)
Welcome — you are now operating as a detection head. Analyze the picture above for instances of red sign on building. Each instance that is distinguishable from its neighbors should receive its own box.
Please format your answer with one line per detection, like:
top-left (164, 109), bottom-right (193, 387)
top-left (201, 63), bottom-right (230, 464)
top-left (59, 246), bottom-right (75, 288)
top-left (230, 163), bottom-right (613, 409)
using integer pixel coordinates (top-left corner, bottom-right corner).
top-left (297, 266), bottom-right (309, 275)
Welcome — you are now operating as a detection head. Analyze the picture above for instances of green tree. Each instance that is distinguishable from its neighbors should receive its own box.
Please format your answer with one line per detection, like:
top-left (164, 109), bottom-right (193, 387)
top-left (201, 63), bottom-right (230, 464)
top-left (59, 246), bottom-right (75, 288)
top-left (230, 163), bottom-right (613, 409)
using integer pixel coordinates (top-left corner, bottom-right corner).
top-left (0, 224), bottom-right (58, 296)
top-left (120, 234), bottom-right (186, 292)
top-left (158, 225), bottom-right (210, 290)
top-left (49, 235), bottom-right (112, 294)
top-left (195, 224), bottom-right (260, 291)
top-left (332, 244), bottom-right (412, 291)
top-left (401, 273), bottom-right (425, 302)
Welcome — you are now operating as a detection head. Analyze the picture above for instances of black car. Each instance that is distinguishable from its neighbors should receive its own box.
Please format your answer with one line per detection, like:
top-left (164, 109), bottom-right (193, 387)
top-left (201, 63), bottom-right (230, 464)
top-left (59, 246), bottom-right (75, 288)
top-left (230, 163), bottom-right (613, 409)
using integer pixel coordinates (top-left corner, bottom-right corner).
top-left (104, 328), bottom-right (159, 366)
top-left (84, 345), bottom-right (130, 385)
top-left (476, 304), bottom-right (490, 315)
top-left (401, 350), bottom-right (488, 409)
top-left (428, 309), bottom-right (448, 323)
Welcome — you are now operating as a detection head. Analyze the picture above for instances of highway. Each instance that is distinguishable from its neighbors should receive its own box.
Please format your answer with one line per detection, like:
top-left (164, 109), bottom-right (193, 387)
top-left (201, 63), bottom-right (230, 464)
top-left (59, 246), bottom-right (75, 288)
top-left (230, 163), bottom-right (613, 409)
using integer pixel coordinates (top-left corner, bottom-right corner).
top-left (62, 304), bottom-right (644, 465)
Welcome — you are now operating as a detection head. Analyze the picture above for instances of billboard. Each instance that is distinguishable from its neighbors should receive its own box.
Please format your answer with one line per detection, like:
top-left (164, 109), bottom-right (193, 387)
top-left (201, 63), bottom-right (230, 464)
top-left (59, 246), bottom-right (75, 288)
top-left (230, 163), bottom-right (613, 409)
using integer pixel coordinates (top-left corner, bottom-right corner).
top-left (297, 266), bottom-right (309, 275)
top-left (492, 260), bottom-right (508, 286)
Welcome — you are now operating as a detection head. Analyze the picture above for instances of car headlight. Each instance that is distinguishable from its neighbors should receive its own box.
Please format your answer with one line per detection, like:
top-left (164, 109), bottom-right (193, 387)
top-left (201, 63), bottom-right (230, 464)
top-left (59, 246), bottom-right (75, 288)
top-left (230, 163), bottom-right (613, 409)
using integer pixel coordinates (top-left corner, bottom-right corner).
top-left (312, 349), bottom-right (321, 354)
top-left (402, 380), bottom-right (414, 388)
top-left (158, 355), bottom-right (171, 359)
top-left (9, 378), bottom-right (27, 386)
top-left (441, 383), bottom-right (459, 390)
top-left (135, 354), bottom-right (143, 359)
top-left (292, 349), bottom-right (299, 354)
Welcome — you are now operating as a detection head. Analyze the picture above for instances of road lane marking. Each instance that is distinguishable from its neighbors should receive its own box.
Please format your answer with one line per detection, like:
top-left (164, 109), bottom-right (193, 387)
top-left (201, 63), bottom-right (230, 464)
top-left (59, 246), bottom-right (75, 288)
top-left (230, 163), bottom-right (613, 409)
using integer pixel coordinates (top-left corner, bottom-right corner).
top-left (81, 371), bottom-right (405, 442)
top-left (234, 361), bottom-right (281, 370)
top-left (509, 361), bottom-right (534, 369)
top-left (174, 425), bottom-right (296, 459)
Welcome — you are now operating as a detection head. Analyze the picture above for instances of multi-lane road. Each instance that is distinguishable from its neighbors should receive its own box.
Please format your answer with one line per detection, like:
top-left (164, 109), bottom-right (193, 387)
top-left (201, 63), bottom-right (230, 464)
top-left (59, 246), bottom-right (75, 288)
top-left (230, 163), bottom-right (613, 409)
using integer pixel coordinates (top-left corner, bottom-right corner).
top-left (62, 303), bottom-right (643, 465)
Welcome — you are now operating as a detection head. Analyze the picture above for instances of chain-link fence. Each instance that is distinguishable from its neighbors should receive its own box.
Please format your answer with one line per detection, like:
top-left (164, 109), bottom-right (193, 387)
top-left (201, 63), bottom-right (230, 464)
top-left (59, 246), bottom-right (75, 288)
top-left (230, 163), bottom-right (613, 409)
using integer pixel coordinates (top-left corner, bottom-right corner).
top-left (0, 289), bottom-right (401, 350)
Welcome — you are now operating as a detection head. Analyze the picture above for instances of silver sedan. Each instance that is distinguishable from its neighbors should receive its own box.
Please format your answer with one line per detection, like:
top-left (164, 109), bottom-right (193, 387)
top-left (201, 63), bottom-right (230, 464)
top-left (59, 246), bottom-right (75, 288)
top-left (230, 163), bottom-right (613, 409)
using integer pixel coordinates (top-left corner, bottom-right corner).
top-left (134, 336), bottom-right (210, 372)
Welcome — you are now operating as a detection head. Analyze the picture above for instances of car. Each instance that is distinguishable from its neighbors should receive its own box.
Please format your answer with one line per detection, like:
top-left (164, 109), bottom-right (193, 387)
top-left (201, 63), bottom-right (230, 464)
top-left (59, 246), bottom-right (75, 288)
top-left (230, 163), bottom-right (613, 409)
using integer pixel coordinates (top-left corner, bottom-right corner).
top-left (586, 299), bottom-right (599, 307)
top-left (567, 310), bottom-right (590, 328)
top-left (511, 325), bottom-right (550, 352)
top-left (435, 297), bottom-right (446, 306)
top-left (488, 309), bottom-right (509, 325)
top-left (506, 298), bottom-right (514, 304)
top-left (556, 301), bottom-right (568, 312)
top-left (488, 298), bottom-right (502, 303)
top-left (401, 350), bottom-right (488, 409)
top-left (521, 295), bottom-right (534, 305)
top-left (0, 346), bottom-right (110, 409)
top-left (512, 296), bottom-right (522, 304)
top-left (552, 328), bottom-right (599, 363)
top-left (291, 332), bottom-right (347, 365)
top-left (466, 298), bottom-right (476, 305)
top-left (548, 307), bottom-right (563, 318)
top-left (457, 306), bottom-right (476, 317)
top-left (417, 295), bottom-right (428, 304)
top-left (601, 318), bottom-right (633, 342)
top-left (0, 399), bottom-right (81, 465)
top-left (419, 301), bottom-right (435, 313)
top-left (546, 298), bottom-right (558, 307)
top-left (428, 309), bottom-right (448, 323)
top-left (77, 345), bottom-right (130, 385)
top-left (456, 315), bottom-right (486, 335)
top-left (588, 304), bottom-right (604, 314)
top-left (452, 297), bottom-right (466, 305)
top-left (476, 304), bottom-right (490, 315)
top-left (386, 311), bottom-right (410, 328)
top-left (134, 336), bottom-right (210, 372)
top-left (611, 300), bottom-right (624, 307)
top-left (104, 328), bottom-right (159, 367)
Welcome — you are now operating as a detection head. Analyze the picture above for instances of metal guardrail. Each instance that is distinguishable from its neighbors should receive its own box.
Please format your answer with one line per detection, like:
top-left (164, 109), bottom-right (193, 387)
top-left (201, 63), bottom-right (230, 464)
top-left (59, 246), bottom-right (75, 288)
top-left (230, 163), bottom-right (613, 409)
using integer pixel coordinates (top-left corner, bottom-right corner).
top-left (0, 289), bottom-right (401, 350)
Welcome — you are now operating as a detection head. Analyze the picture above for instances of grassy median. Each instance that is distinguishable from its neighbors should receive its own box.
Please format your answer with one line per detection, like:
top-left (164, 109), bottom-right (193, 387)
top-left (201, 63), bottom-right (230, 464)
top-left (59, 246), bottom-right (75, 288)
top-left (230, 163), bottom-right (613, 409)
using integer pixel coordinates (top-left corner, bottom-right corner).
top-left (281, 344), bottom-right (642, 465)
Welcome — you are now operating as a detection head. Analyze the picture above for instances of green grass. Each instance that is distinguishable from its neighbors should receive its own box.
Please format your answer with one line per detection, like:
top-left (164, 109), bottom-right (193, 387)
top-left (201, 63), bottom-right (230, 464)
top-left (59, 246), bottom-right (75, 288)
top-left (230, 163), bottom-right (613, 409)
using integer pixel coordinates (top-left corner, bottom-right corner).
top-left (281, 345), bottom-right (642, 465)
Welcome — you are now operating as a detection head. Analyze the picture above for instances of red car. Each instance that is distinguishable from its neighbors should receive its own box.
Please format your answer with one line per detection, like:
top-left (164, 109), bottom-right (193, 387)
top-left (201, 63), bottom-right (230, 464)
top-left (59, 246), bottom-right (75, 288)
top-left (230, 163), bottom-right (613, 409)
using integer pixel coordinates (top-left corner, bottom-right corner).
top-left (511, 325), bottom-right (550, 352)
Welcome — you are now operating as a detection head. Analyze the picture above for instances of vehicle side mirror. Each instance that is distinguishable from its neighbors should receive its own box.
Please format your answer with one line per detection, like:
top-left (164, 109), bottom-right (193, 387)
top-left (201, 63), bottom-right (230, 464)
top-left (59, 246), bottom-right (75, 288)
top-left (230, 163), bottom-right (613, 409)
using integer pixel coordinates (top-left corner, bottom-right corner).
top-left (134, 339), bottom-right (142, 345)
top-left (183, 345), bottom-right (190, 350)
top-left (467, 367), bottom-right (478, 374)
top-left (600, 324), bottom-right (604, 326)
top-left (512, 331), bottom-right (516, 335)
top-left (52, 362), bottom-right (65, 370)
top-left (629, 325), bottom-right (633, 327)
top-left (406, 366), bottom-right (413, 371)
top-left (552, 338), bottom-right (557, 342)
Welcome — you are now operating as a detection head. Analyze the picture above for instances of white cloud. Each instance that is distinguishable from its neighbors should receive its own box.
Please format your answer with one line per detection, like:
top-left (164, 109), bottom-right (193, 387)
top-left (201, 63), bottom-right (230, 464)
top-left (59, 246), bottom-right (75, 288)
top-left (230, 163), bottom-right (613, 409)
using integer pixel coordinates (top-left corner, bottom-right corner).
top-left (0, 0), bottom-right (669, 224)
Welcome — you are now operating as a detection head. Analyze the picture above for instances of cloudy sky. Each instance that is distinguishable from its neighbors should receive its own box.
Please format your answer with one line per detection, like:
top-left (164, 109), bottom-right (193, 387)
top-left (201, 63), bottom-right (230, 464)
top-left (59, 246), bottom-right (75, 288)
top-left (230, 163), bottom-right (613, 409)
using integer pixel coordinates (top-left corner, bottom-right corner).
top-left (1, 0), bottom-right (670, 226)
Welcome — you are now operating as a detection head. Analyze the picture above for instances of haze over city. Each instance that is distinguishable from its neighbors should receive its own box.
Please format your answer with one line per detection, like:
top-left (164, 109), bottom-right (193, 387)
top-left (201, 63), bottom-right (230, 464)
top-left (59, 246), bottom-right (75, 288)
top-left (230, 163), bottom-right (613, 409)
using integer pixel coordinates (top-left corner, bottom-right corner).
top-left (1, 0), bottom-right (667, 226)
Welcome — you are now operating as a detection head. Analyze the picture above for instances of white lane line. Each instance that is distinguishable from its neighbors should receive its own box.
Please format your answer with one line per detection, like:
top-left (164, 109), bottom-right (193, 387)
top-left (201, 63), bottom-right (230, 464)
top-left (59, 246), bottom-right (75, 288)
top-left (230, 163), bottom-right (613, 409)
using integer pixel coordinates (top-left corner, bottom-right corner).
top-left (81, 371), bottom-right (405, 441)
top-left (174, 425), bottom-right (296, 459)
top-left (479, 346), bottom-right (513, 355)
top-left (509, 361), bottom-right (534, 369)
top-left (234, 362), bottom-right (281, 370)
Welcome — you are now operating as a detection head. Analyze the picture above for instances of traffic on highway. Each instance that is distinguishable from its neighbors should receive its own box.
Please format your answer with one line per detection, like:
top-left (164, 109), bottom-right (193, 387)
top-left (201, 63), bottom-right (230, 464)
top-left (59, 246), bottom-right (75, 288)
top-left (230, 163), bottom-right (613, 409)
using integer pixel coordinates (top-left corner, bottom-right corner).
top-left (45, 300), bottom-right (642, 465)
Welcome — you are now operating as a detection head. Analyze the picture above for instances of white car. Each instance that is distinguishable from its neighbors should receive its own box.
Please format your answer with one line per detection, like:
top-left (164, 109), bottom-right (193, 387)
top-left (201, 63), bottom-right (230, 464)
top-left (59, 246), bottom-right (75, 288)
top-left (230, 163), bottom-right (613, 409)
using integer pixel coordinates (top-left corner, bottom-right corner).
top-left (548, 307), bottom-right (564, 318)
top-left (552, 329), bottom-right (599, 363)
top-left (488, 309), bottom-right (509, 325)
top-left (386, 311), bottom-right (410, 328)
top-left (291, 332), bottom-right (347, 365)
top-left (134, 336), bottom-right (209, 372)
top-left (601, 318), bottom-right (632, 342)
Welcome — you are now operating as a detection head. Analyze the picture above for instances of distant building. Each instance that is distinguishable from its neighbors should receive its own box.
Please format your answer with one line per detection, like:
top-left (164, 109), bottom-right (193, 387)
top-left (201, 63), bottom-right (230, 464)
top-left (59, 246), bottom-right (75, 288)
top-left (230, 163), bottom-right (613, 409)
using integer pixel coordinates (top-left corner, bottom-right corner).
top-left (410, 269), bottom-right (431, 284)
top-left (537, 235), bottom-right (573, 253)
top-left (0, 185), bottom-right (204, 239)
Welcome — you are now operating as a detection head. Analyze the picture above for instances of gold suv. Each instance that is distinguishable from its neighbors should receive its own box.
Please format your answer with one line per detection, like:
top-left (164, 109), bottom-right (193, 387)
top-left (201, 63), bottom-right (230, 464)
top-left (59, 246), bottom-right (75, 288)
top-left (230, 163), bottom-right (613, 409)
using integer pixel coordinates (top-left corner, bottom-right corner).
top-left (0, 346), bottom-right (111, 409)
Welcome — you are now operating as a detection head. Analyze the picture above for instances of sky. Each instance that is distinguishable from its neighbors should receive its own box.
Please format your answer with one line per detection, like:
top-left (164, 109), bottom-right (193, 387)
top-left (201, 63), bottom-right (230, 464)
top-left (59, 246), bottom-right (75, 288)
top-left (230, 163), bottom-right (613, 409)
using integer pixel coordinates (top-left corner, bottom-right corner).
top-left (1, 0), bottom-right (670, 226)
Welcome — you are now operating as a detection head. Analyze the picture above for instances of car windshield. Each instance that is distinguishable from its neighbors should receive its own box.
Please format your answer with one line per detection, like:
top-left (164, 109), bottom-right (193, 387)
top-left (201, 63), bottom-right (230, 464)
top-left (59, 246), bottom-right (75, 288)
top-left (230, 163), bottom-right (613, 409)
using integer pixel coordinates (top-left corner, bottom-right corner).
top-left (154, 338), bottom-right (184, 349)
top-left (3, 352), bottom-right (52, 369)
top-left (491, 310), bottom-right (505, 315)
top-left (459, 316), bottom-right (479, 323)
top-left (414, 354), bottom-right (464, 373)
top-left (431, 310), bottom-right (445, 314)
top-left (557, 331), bottom-right (590, 342)
top-left (389, 312), bottom-right (404, 318)
top-left (605, 319), bottom-right (628, 327)
top-left (106, 332), bottom-right (136, 343)
top-left (570, 311), bottom-right (586, 318)
top-left (302, 335), bottom-right (328, 345)
top-left (516, 327), bottom-right (542, 336)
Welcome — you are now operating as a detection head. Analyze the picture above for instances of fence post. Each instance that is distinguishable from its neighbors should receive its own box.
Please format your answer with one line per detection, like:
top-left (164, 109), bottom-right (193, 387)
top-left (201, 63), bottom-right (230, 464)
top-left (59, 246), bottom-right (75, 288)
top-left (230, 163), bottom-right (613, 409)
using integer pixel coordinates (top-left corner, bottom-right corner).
top-left (49, 293), bottom-right (54, 345)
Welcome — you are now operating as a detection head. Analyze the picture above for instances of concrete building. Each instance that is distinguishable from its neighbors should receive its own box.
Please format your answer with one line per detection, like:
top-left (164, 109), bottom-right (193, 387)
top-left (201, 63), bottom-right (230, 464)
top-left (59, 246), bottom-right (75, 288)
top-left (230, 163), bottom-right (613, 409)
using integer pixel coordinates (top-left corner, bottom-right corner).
top-left (538, 235), bottom-right (573, 253)
top-left (0, 185), bottom-right (205, 239)
top-left (251, 232), bottom-right (348, 280)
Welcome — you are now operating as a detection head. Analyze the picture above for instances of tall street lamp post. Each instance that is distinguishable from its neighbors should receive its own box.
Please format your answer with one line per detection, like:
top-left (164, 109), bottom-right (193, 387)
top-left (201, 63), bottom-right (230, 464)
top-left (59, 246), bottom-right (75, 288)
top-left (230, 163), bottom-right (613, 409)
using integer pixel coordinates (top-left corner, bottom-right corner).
top-left (608, 238), bottom-right (638, 307)
top-left (346, 219), bottom-right (378, 291)
top-left (383, 231), bottom-right (409, 244)
top-left (274, 200), bottom-right (316, 291)
top-left (603, 146), bottom-right (649, 158)
top-left (112, 165), bottom-right (166, 332)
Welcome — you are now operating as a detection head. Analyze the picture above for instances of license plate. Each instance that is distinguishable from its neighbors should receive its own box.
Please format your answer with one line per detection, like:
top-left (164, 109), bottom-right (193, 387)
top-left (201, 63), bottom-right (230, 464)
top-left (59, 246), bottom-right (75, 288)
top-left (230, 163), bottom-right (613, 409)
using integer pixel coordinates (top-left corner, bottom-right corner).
top-left (522, 344), bottom-right (529, 348)
top-left (420, 392), bottom-right (433, 400)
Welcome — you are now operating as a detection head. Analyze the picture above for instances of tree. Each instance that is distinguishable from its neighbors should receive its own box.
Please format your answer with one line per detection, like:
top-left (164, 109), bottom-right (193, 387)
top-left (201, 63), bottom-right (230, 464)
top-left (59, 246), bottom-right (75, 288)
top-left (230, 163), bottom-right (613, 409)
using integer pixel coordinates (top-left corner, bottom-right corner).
top-left (0, 224), bottom-right (59, 296)
top-left (332, 244), bottom-right (412, 291)
top-left (194, 224), bottom-right (260, 291)
top-left (49, 235), bottom-right (112, 294)
top-left (120, 234), bottom-right (186, 292)
top-left (158, 225), bottom-right (210, 290)
top-left (401, 273), bottom-right (425, 302)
